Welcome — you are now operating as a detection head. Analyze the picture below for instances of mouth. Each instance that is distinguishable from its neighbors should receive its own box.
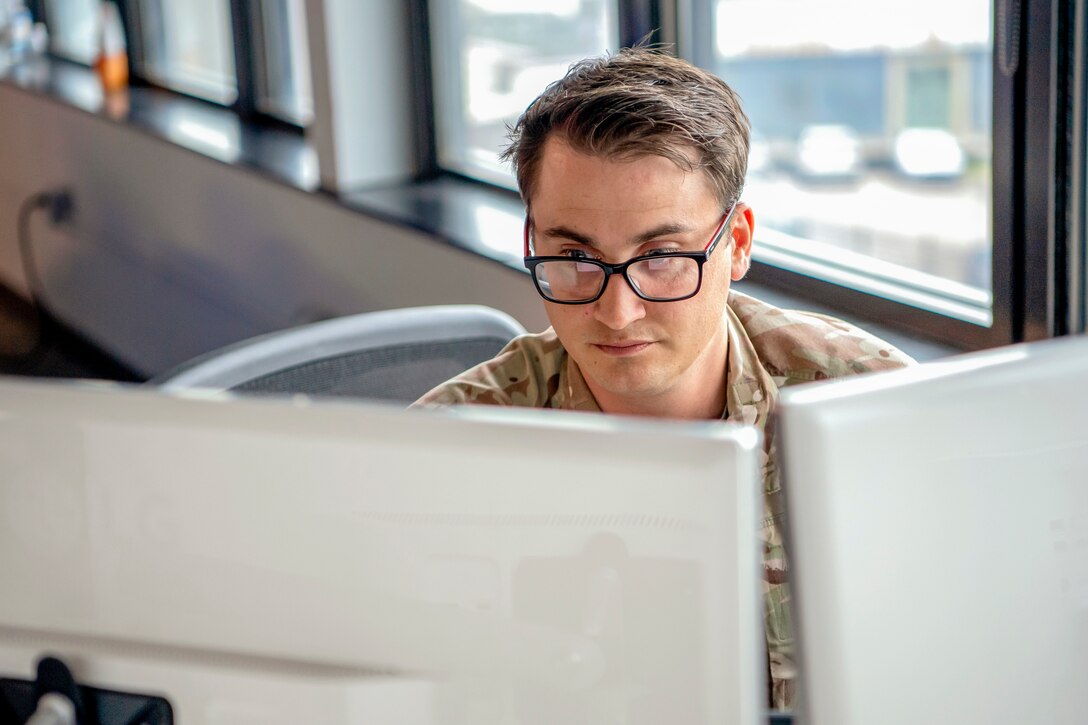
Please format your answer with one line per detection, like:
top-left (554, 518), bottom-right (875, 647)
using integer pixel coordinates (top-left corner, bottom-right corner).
top-left (592, 340), bottom-right (654, 357)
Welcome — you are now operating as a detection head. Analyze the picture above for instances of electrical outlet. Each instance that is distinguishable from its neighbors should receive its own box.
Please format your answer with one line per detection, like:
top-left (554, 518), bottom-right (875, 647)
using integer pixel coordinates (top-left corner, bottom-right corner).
top-left (45, 189), bottom-right (75, 226)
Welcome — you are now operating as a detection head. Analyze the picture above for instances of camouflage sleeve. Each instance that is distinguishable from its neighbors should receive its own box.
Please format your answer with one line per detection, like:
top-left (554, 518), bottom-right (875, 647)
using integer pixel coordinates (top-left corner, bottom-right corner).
top-left (412, 331), bottom-right (565, 409)
top-left (729, 291), bottom-right (916, 385)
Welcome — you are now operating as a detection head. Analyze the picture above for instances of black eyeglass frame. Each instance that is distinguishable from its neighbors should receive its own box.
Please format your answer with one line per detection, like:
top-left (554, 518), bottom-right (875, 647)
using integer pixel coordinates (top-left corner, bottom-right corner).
top-left (523, 202), bottom-right (739, 305)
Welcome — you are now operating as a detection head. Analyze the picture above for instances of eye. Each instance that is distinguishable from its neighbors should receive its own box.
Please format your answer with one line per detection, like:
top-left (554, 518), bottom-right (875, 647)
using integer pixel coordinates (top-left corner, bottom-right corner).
top-left (645, 256), bottom-right (677, 271)
top-left (560, 248), bottom-right (599, 260)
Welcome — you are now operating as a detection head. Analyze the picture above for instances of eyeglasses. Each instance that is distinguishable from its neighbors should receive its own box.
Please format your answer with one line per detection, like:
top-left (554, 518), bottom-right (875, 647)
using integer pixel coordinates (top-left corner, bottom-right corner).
top-left (523, 202), bottom-right (737, 305)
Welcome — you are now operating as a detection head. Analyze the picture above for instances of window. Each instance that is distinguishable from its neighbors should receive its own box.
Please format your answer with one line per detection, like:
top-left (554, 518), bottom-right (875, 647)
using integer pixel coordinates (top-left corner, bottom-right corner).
top-left (427, 0), bottom-right (1011, 346)
top-left (128, 0), bottom-right (312, 123)
top-left (430, 0), bottom-right (620, 188)
top-left (137, 0), bottom-right (237, 104)
top-left (250, 0), bottom-right (313, 125)
top-left (699, 0), bottom-right (993, 326)
top-left (44, 0), bottom-right (101, 64)
top-left (38, 0), bottom-right (315, 123)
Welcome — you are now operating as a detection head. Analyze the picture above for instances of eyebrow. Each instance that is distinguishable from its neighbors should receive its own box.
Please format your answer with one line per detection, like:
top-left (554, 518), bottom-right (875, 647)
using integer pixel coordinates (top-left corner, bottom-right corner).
top-left (539, 221), bottom-right (696, 249)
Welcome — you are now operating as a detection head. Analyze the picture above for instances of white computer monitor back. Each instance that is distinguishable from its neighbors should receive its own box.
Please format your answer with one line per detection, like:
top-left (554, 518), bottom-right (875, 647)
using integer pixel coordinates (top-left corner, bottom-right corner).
top-left (778, 336), bottom-right (1088, 725)
top-left (0, 379), bottom-right (765, 725)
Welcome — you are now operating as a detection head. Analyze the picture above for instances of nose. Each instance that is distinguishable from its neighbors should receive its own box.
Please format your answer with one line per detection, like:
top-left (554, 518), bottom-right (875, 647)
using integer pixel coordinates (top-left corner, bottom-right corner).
top-left (592, 272), bottom-right (647, 330)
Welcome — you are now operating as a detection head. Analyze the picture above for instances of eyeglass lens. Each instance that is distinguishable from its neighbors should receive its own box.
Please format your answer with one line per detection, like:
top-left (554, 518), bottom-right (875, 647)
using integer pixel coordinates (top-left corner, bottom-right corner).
top-left (534, 256), bottom-right (701, 302)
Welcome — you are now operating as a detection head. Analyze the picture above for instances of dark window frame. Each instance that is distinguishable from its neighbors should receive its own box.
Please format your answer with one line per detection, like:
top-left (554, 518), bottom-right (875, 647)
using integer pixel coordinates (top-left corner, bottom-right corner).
top-left (1074, 0), bottom-right (1088, 334)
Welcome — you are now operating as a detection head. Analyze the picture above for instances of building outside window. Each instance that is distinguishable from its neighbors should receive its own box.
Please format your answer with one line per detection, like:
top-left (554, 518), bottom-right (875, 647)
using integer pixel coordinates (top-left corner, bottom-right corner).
top-left (138, 0), bottom-right (237, 104)
top-left (251, 0), bottom-right (313, 125)
top-left (431, 0), bottom-right (619, 188)
top-left (44, 0), bottom-right (101, 64)
top-left (707, 0), bottom-right (993, 324)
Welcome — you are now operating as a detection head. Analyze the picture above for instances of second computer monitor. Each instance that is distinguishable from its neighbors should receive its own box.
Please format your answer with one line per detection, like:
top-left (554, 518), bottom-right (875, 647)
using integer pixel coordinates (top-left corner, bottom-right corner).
top-left (778, 336), bottom-right (1088, 725)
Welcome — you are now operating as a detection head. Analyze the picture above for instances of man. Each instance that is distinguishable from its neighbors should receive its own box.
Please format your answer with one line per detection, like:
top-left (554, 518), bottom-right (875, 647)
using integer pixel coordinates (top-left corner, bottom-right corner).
top-left (415, 47), bottom-right (914, 709)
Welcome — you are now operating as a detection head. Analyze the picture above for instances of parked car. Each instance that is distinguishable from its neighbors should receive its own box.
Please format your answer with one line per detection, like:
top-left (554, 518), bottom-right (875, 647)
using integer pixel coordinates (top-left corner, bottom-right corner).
top-left (795, 124), bottom-right (863, 180)
top-left (892, 127), bottom-right (967, 180)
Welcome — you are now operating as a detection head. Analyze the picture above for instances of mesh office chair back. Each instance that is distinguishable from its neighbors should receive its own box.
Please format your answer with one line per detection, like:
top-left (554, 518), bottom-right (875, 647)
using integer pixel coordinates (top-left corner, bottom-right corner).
top-left (154, 305), bottom-right (527, 403)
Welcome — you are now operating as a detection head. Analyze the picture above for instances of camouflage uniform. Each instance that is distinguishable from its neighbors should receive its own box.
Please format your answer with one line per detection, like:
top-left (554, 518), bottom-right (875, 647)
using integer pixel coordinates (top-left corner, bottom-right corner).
top-left (414, 290), bottom-right (915, 709)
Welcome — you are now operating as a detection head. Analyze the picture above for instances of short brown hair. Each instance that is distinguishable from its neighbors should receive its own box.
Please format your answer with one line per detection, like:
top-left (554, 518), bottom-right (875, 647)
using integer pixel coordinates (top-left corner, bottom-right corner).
top-left (501, 46), bottom-right (750, 212)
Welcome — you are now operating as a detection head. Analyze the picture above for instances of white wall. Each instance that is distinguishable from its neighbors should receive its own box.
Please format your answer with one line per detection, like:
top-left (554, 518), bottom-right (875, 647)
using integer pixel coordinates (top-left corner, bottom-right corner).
top-left (0, 84), bottom-right (549, 377)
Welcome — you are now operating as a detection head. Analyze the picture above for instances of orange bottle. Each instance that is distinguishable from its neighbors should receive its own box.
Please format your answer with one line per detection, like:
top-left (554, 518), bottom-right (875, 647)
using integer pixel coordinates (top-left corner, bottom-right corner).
top-left (95, 1), bottom-right (128, 93)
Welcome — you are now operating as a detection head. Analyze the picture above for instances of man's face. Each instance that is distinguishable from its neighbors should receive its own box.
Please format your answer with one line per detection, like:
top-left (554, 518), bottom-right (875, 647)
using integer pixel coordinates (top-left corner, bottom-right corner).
top-left (529, 137), bottom-right (753, 410)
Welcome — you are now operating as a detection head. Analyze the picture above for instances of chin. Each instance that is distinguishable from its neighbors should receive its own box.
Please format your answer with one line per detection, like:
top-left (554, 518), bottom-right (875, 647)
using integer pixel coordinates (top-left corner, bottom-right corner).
top-left (589, 366), bottom-right (670, 399)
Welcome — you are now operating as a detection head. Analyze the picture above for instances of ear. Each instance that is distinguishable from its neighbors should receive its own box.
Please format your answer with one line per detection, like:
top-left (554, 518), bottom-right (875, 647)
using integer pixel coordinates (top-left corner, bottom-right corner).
top-left (729, 203), bottom-right (755, 282)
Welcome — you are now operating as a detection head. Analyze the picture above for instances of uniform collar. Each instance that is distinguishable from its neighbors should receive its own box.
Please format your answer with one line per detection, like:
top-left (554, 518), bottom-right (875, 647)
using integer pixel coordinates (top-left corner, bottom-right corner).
top-left (558, 352), bottom-right (601, 412)
top-left (723, 301), bottom-right (777, 429)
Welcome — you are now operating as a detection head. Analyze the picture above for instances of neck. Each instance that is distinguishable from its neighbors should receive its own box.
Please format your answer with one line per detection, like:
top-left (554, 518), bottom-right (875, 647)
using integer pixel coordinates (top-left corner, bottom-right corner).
top-left (596, 388), bottom-right (727, 419)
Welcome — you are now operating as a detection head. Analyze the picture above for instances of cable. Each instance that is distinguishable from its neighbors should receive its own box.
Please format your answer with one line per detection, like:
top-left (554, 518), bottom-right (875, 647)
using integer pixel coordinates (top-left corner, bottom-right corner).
top-left (24, 694), bottom-right (76, 725)
top-left (27, 656), bottom-right (83, 725)
top-left (8, 189), bottom-right (142, 382)
top-left (5, 190), bottom-right (63, 373)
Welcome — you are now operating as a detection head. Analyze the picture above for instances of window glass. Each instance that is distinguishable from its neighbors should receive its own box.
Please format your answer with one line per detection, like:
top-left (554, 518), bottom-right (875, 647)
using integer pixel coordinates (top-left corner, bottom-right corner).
top-left (431, 0), bottom-right (619, 188)
top-left (253, 0), bottom-right (313, 125)
top-left (711, 0), bottom-right (993, 322)
top-left (138, 0), bottom-right (237, 104)
top-left (45, 0), bottom-right (101, 64)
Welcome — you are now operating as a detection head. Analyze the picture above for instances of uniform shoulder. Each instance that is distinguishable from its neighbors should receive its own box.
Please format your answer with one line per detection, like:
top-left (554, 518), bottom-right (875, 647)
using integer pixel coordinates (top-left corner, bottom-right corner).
top-left (729, 290), bottom-right (916, 385)
top-left (412, 328), bottom-right (566, 408)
